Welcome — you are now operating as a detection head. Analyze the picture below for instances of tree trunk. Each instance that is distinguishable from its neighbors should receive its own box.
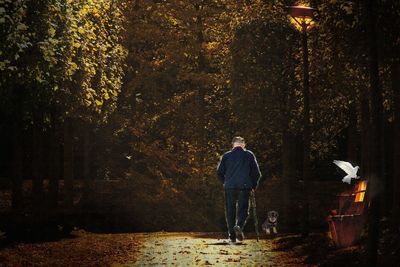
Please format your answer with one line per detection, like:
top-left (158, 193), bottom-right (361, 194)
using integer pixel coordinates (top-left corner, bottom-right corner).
top-left (366, 0), bottom-right (384, 265)
top-left (32, 112), bottom-right (44, 207)
top-left (48, 119), bottom-right (60, 209)
top-left (83, 123), bottom-right (92, 200)
top-left (282, 130), bottom-right (295, 229)
top-left (360, 86), bottom-right (371, 178)
top-left (391, 62), bottom-right (400, 223)
top-left (347, 104), bottom-right (358, 164)
top-left (63, 118), bottom-right (74, 208)
top-left (12, 121), bottom-right (23, 211)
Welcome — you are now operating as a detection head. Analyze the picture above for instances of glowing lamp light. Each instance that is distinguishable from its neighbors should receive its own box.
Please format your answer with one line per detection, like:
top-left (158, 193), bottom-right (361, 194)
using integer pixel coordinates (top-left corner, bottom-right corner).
top-left (287, 5), bottom-right (316, 32)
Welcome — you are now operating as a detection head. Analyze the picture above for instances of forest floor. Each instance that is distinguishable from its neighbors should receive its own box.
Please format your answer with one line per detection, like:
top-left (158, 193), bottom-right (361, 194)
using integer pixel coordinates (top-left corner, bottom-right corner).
top-left (120, 232), bottom-right (307, 266)
top-left (0, 230), bottom-right (310, 266)
top-left (2, 229), bottom-right (398, 266)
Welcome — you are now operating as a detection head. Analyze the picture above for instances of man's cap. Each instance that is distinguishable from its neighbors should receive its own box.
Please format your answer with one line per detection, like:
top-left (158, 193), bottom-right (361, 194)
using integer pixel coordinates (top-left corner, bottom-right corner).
top-left (232, 136), bottom-right (245, 144)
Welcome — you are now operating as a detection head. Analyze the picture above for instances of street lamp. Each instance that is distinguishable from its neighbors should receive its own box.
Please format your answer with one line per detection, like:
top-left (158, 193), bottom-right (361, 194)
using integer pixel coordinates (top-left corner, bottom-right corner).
top-left (287, 4), bottom-right (316, 237)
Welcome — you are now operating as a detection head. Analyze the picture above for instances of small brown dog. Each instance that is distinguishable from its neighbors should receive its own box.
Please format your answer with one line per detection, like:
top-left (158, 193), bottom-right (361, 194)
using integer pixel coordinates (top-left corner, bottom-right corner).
top-left (262, 210), bottom-right (279, 236)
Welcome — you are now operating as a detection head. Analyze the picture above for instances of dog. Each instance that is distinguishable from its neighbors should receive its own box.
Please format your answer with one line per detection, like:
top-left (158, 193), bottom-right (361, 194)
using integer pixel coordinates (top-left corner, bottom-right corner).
top-left (262, 210), bottom-right (279, 236)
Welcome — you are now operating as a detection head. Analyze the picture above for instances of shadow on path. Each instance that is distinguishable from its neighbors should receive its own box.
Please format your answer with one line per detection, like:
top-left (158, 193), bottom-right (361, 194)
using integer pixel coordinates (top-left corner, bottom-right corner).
top-left (208, 241), bottom-right (246, 246)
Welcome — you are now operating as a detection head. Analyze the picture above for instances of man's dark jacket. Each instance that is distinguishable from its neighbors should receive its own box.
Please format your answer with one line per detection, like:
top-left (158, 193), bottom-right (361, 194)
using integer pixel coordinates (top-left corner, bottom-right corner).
top-left (217, 147), bottom-right (261, 189)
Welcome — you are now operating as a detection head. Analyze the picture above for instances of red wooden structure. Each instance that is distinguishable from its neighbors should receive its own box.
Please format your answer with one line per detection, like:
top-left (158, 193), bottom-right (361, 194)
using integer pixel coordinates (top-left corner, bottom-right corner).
top-left (327, 180), bottom-right (369, 247)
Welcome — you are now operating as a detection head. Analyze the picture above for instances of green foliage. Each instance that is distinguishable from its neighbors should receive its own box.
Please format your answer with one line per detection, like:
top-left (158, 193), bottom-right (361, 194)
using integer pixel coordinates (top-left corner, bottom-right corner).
top-left (0, 0), bottom-right (32, 78)
top-left (1, 0), bottom-right (128, 122)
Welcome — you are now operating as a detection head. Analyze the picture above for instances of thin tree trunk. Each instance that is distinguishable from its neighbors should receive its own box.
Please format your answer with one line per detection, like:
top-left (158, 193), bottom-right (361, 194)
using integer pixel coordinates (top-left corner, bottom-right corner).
top-left (366, 0), bottom-right (384, 265)
top-left (83, 123), bottom-right (91, 200)
top-left (48, 119), bottom-right (60, 209)
top-left (63, 118), bottom-right (74, 208)
top-left (347, 104), bottom-right (358, 164)
top-left (391, 62), bottom-right (400, 223)
top-left (32, 112), bottom-right (44, 207)
top-left (12, 121), bottom-right (23, 211)
top-left (360, 86), bottom-right (371, 178)
top-left (282, 129), bottom-right (295, 229)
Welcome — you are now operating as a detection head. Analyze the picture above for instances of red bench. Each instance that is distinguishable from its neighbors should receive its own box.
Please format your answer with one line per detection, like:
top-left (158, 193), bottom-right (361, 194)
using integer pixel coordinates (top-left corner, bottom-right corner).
top-left (327, 180), bottom-right (369, 247)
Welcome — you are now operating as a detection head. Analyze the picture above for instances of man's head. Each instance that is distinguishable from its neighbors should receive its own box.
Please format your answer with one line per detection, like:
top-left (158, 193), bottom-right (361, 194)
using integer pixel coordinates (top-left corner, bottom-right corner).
top-left (232, 136), bottom-right (245, 148)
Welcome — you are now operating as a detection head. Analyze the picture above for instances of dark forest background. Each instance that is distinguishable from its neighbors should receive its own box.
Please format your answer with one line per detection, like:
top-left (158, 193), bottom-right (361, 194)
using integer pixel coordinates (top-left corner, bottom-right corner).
top-left (0, 1), bottom-right (399, 261)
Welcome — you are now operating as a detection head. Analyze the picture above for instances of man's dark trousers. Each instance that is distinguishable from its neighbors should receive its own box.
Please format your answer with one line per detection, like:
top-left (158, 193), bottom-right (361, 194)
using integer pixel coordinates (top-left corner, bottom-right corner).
top-left (225, 189), bottom-right (251, 241)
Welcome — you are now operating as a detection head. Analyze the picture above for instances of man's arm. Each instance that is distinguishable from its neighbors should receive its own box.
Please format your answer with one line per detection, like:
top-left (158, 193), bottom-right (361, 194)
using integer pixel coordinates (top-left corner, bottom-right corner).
top-left (249, 152), bottom-right (262, 189)
top-left (217, 155), bottom-right (226, 183)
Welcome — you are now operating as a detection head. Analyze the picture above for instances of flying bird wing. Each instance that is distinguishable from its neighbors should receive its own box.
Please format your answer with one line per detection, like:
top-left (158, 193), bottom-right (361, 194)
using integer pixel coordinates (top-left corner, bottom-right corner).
top-left (333, 160), bottom-right (355, 175)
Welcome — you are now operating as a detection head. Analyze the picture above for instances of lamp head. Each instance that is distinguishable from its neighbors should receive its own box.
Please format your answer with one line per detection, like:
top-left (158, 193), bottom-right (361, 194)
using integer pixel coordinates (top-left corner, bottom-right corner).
top-left (287, 5), bottom-right (316, 32)
top-left (288, 5), bottom-right (315, 17)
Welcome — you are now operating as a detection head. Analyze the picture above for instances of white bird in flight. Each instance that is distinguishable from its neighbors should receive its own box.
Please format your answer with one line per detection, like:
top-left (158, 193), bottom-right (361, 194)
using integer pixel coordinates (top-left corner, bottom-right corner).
top-left (333, 160), bottom-right (360, 184)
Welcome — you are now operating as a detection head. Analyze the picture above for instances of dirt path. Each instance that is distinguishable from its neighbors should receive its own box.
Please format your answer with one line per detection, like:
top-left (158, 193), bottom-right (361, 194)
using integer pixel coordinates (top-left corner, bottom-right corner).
top-left (116, 232), bottom-right (308, 266)
top-left (0, 231), bottom-right (310, 266)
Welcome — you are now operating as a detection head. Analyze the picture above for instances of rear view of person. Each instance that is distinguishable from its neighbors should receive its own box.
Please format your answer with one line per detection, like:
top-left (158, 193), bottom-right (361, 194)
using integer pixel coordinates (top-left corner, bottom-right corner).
top-left (217, 136), bottom-right (262, 243)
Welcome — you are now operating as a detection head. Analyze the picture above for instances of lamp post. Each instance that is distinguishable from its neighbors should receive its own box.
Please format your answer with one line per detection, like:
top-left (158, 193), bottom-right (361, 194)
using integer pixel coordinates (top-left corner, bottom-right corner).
top-left (288, 5), bottom-right (315, 237)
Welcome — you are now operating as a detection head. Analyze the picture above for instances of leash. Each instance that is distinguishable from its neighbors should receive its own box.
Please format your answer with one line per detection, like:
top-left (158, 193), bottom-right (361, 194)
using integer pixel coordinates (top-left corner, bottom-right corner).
top-left (250, 190), bottom-right (260, 241)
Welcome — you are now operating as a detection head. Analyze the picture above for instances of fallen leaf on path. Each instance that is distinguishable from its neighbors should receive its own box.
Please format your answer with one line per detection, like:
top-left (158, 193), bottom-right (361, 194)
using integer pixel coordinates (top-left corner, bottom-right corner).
top-left (219, 249), bottom-right (229, 255)
top-left (225, 258), bottom-right (240, 262)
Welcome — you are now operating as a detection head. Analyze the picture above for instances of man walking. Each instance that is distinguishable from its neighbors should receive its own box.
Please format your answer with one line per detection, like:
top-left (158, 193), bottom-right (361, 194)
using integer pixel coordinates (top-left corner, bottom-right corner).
top-left (217, 136), bottom-right (262, 243)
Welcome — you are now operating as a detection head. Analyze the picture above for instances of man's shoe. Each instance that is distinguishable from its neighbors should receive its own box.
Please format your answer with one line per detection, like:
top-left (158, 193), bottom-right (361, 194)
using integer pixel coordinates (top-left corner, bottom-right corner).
top-left (234, 225), bottom-right (244, 241)
top-left (225, 239), bottom-right (236, 245)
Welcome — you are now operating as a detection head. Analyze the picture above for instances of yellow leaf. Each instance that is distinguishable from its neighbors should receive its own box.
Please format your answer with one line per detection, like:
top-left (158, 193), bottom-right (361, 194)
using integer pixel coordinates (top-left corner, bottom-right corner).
top-left (81, 5), bottom-right (89, 15)
top-left (49, 27), bottom-right (56, 37)
top-left (104, 92), bottom-right (110, 100)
